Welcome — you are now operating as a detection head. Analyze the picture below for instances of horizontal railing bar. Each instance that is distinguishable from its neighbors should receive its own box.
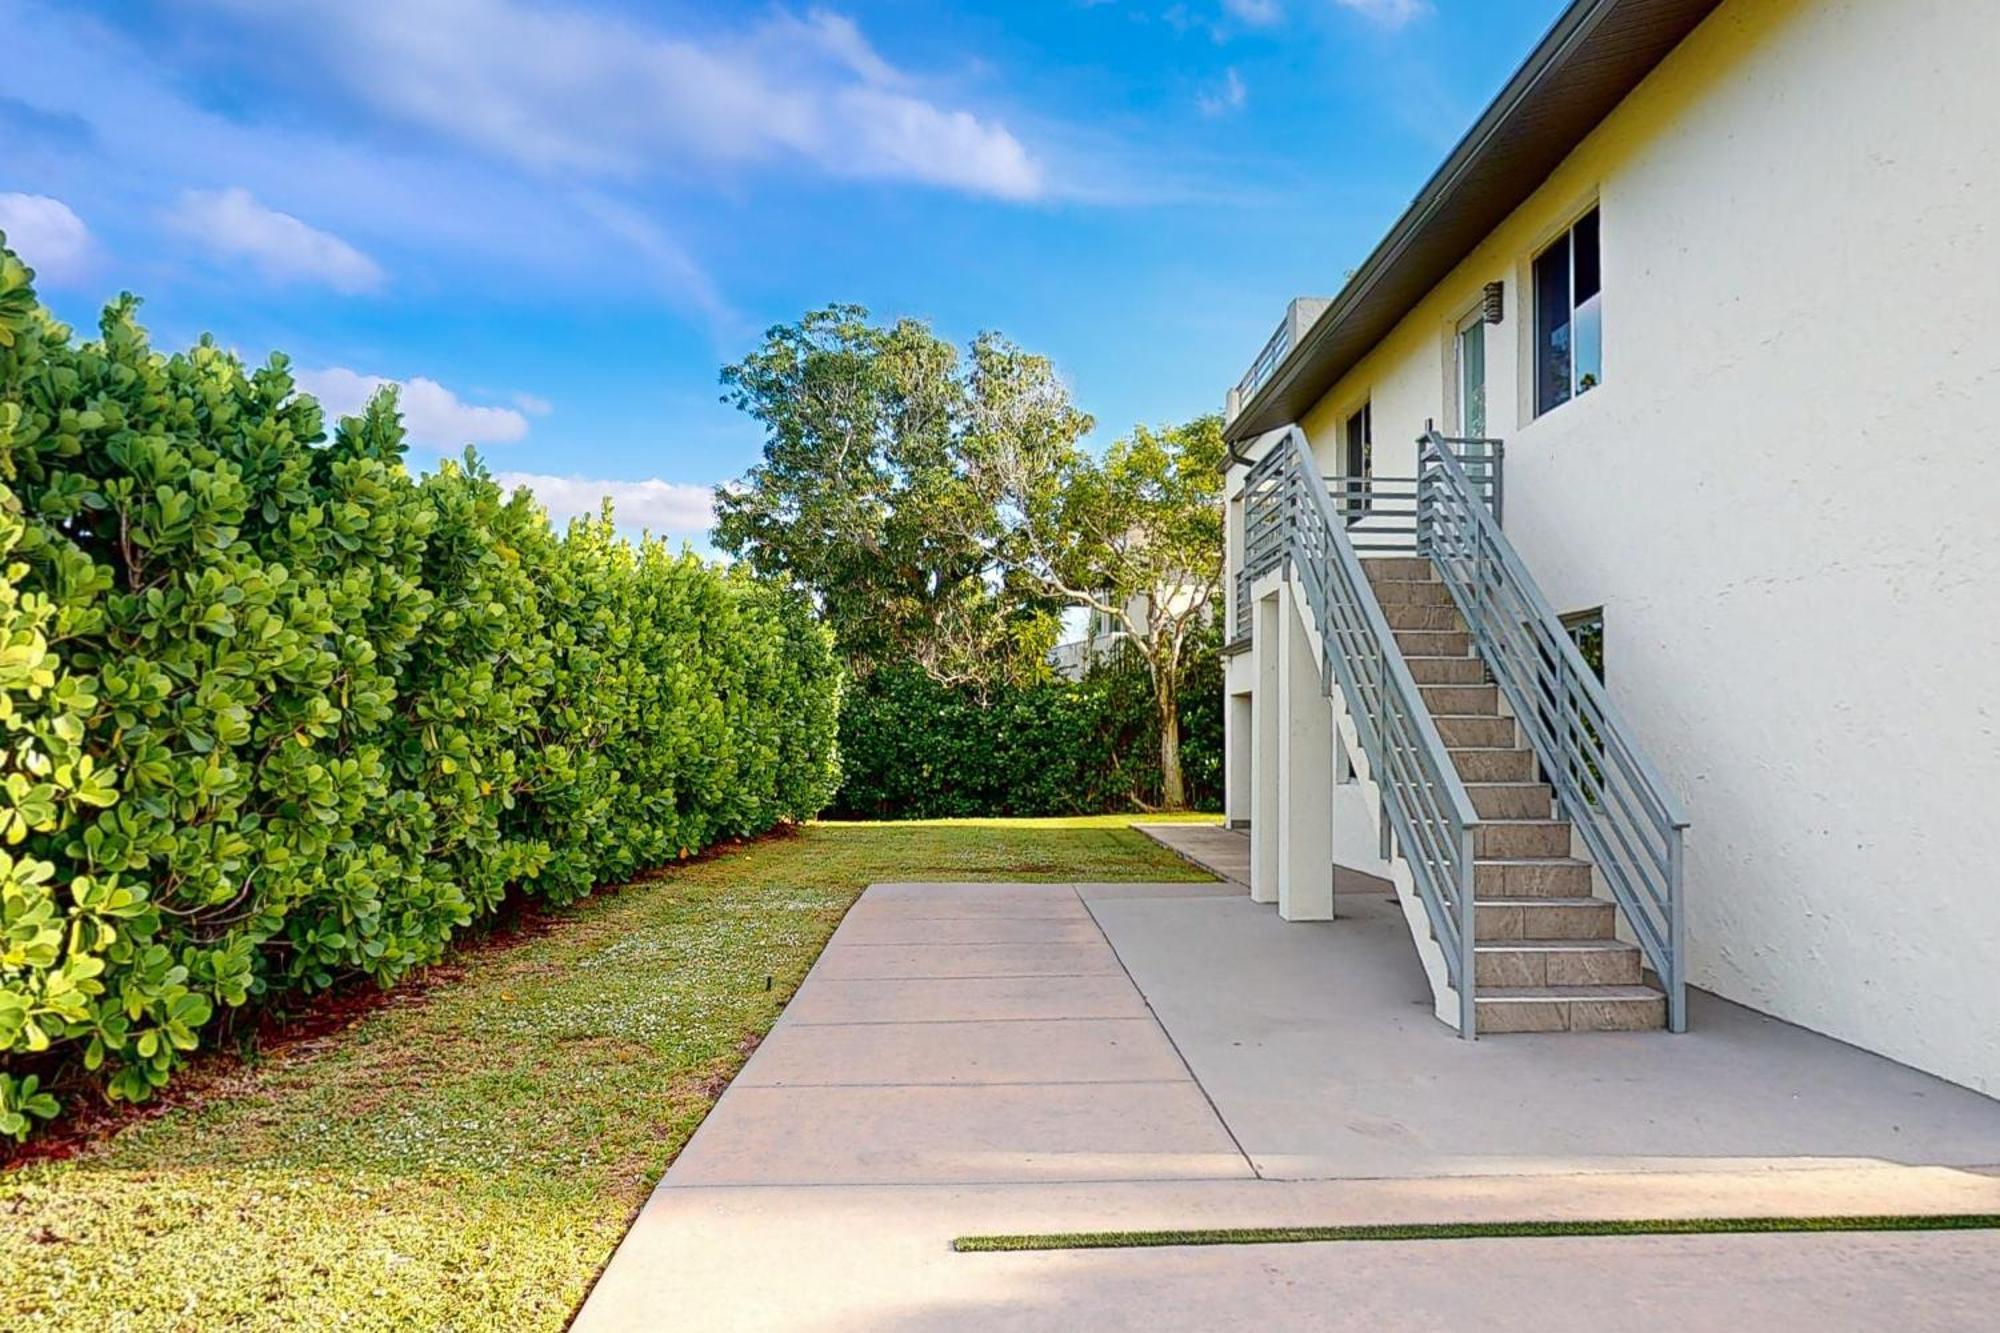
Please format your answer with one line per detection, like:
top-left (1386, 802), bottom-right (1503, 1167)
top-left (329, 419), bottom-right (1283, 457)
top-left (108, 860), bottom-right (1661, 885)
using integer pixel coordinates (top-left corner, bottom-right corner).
top-left (1418, 427), bottom-right (1685, 1032)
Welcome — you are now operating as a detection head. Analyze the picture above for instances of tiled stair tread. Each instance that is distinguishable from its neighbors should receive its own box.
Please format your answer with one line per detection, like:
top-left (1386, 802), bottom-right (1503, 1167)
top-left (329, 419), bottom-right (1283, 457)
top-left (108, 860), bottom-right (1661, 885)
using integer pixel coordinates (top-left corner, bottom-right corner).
top-left (1474, 895), bottom-right (1608, 908)
top-left (1478, 985), bottom-right (1663, 1002)
top-left (1363, 556), bottom-right (1665, 1033)
top-left (1475, 938), bottom-right (1636, 952)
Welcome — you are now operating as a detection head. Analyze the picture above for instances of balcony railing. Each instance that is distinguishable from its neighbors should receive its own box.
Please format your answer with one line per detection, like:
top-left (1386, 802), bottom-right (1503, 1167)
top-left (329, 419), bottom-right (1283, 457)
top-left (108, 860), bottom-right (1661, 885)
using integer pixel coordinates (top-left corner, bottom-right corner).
top-left (1232, 298), bottom-right (1330, 412)
top-left (1236, 322), bottom-right (1293, 404)
top-left (1231, 438), bottom-right (1500, 640)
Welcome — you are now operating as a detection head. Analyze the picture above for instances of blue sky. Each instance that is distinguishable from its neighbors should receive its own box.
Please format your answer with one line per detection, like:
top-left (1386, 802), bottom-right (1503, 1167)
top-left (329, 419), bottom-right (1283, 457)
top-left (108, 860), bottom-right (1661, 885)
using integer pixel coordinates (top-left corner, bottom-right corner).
top-left (0, 0), bottom-right (1562, 545)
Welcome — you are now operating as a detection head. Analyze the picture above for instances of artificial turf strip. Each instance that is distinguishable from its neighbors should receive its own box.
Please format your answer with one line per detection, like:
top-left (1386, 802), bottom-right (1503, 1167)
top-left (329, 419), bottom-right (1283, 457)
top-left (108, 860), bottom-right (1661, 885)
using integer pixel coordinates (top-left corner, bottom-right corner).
top-left (952, 1214), bottom-right (2000, 1253)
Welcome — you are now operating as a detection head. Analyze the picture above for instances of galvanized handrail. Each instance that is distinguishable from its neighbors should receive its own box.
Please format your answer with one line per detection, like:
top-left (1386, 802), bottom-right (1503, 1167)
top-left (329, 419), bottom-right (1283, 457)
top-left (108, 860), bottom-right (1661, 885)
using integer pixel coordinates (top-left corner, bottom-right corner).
top-left (1244, 427), bottom-right (1483, 1037)
top-left (1238, 453), bottom-right (1502, 639)
top-left (1418, 430), bottom-right (1691, 1031)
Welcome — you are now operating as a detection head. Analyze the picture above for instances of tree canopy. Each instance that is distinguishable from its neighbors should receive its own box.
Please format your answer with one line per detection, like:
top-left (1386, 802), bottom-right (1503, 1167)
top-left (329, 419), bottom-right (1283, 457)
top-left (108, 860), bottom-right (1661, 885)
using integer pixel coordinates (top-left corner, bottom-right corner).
top-left (715, 305), bottom-right (1224, 806)
top-left (714, 305), bottom-right (1084, 686)
top-left (967, 414), bottom-right (1225, 807)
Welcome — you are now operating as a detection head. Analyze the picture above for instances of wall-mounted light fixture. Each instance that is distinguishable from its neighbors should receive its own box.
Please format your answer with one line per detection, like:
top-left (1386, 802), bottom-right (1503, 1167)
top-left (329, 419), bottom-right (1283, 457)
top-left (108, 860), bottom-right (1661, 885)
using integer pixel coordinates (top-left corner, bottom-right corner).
top-left (1482, 281), bottom-right (1505, 324)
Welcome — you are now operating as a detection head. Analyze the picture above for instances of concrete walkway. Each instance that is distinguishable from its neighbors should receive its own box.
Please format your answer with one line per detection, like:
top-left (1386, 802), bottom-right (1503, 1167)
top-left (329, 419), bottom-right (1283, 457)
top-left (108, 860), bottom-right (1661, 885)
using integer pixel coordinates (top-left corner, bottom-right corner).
top-left (661, 880), bottom-right (1250, 1189)
top-left (576, 875), bottom-right (2000, 1331)
top-left (1133, 821), bottom-right (1250, 884)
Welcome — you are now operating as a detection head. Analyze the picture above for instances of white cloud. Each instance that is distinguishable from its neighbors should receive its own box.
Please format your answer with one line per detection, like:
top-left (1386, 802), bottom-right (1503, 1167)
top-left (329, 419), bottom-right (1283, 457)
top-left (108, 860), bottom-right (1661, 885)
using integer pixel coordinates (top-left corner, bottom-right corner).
top-left (169, 187), bottom-right (383, 292)
top-left (511, 392), bottom-right (553, 417)
top-left (1198, 68), bottom-right (1248, 117)
top-left (200, 1), bottom-right (1045, 200)
top-left (494, 473), bottom-right (715, 535)
top-left (0, 192), bottom-right (94, 284)
top-left (1224, 0), bottom-right (1283, 25)
top-left (295, 366), bottom-right (530, 448)
top-left (1332, 0), bottom-right (1432, 29)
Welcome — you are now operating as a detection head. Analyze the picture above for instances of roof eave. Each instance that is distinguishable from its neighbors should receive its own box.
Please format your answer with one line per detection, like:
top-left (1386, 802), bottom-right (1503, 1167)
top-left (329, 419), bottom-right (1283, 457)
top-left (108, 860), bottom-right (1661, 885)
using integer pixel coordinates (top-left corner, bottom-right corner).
top-left (1225, 0), bottom-right (1724, 443)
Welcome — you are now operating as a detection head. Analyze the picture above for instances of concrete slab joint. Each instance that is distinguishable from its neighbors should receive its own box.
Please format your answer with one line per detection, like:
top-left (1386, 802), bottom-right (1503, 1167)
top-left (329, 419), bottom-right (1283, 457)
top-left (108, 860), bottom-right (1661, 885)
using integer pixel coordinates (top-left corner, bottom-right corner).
top-left (578, 874), bottom-right (2000, 1332)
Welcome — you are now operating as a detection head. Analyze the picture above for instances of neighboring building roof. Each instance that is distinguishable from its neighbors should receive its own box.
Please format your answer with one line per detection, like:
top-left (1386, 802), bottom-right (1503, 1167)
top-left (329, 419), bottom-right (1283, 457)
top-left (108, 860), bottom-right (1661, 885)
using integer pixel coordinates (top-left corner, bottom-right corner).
top-left (1226, 0), bottom-right (1725, 444)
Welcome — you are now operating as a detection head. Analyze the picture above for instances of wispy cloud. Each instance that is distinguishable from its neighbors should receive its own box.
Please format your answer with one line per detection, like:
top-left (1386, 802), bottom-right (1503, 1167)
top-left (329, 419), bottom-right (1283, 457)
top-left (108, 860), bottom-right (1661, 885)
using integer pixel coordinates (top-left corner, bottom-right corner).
top-left (495, 472), bottom-right (716, 536)
top-left (198, 1), bottom-right (1045, 201)
top-left (0, 193), bottom-right (95, 284)
top-left (295, 367), bottom-right (531, 448)
top-left (1223, 0), bottom-right (1283, 25)
top-left (0, 96), bottom-right (94, 151)
top-left (572, 193), bottom-right (737, 335)
top-left (1333, 0), bottom-right (1432, 30)
top-left (1198, 68), bottom-right (1248, 117)
top-left (169, 188), bottom-right (384, 293)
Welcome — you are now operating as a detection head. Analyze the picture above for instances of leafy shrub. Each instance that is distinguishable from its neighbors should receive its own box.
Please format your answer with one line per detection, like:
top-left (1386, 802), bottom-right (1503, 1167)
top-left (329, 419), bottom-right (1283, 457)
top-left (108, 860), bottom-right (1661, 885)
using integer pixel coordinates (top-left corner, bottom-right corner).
top-left (832, 633), bottom-right (1222, 819)
top-left (0, 242), bottom-right (841, 1137)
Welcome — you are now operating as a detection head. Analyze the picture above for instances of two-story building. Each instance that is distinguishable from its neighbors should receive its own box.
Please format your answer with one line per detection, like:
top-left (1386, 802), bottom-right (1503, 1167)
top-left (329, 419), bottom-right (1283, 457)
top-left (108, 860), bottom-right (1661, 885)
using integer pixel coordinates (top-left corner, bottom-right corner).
top-left (1221, 0), bottom-right (2000, 1096)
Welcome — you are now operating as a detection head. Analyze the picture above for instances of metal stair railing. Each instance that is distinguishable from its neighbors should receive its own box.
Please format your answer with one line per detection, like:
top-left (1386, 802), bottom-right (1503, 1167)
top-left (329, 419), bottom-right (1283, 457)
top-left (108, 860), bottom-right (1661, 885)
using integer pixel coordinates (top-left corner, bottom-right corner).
top-left (1418, 429), bottom-right (1691, 1032)
top-left (1242, 427), bottom-right (1484, 1037)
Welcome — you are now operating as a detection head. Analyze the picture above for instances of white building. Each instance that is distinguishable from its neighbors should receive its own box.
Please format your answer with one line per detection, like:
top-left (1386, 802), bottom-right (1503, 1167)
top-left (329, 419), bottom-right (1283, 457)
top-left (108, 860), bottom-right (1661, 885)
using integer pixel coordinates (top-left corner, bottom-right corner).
top-left (1047, 585), bottom-right (1212, 681)
top-left (1222, 0), bottom-right (2000, 1096)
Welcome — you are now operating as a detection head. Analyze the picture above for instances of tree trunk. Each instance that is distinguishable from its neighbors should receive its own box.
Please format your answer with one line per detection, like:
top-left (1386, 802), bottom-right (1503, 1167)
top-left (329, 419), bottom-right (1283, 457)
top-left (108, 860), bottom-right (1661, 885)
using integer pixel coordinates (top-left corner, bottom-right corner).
top-left (1156, 686), bottom-right (1186, 811)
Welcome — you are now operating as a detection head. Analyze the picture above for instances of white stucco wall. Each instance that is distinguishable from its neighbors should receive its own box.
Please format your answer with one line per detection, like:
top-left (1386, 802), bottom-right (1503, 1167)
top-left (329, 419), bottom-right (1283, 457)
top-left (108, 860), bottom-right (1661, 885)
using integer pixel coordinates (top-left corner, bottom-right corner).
top-left (1261, 0), bottom-right (2000, 1093)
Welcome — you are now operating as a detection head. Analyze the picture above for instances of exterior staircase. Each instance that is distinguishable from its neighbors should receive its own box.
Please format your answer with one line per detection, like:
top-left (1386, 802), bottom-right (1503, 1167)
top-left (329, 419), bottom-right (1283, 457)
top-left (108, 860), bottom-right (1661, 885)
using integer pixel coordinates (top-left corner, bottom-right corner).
top-left (1366, 556), bottom-right (1667, 1033)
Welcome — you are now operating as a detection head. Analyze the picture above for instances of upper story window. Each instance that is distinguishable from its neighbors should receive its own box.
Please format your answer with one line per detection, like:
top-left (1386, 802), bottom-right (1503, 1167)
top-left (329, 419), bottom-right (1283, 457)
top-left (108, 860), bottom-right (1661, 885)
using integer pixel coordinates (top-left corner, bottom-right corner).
top-left (1533, 207), bottom-right (1602, 416)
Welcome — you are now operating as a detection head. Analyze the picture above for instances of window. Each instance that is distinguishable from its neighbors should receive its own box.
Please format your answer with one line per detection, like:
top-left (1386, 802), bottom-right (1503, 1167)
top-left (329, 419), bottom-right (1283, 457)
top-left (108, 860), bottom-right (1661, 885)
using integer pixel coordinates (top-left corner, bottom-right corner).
top-left (1563, 608), bottom-right (1605, 681)
top-left (1556, 608), bottom-right (1607, 799)
top-left (1533, 207), bottom-right (1602, 415)
top-left (1343, 402), bottom-right (1372, 521)
top-left (1455, 310), bottom-right (1486, 438)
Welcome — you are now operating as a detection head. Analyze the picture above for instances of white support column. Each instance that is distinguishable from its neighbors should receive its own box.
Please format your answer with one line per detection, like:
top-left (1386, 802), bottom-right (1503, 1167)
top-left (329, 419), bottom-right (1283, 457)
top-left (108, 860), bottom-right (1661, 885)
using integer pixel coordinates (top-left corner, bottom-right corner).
top-left (1276, 582), bottom-right (1335, 921)
top-left (1224, 691), bottom-right (1253, 828)
top-left (1248, 592), bottom-right (1281, 903)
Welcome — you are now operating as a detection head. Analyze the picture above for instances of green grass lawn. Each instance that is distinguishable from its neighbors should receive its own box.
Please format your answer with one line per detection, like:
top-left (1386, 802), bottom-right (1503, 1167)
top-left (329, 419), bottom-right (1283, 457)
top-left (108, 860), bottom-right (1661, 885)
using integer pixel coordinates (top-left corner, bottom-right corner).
top-left (0, 818), bottom-right (1213, 1332)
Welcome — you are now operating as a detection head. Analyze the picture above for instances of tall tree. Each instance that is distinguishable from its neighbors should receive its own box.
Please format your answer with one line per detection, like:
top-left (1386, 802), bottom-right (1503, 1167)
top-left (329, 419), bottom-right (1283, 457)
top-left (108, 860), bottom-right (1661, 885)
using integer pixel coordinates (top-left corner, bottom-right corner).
top-left (715, 306), bottom-right (1081, 685)
top-left (967, 413), bottom-right (1225, 810)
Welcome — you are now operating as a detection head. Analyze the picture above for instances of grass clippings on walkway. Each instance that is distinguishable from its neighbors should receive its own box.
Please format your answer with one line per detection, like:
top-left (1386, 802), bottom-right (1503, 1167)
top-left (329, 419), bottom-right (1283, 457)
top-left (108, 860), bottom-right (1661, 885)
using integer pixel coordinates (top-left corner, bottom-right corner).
top-left (1, 818), bottom-right (1210, 1332)
top-left (952, 1214), bottom-right (2000, 1253)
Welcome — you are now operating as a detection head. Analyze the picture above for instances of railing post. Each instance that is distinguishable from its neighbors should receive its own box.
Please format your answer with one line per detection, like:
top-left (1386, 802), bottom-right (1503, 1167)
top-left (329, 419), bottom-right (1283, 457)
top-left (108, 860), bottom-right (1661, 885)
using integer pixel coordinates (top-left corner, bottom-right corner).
top-left (1668, 829), bottom-right (1687, 1033)
top-left (1457, 827), bottom-right (1478, 1039)
top-left (1415, 434), bottom-right (1432, 557)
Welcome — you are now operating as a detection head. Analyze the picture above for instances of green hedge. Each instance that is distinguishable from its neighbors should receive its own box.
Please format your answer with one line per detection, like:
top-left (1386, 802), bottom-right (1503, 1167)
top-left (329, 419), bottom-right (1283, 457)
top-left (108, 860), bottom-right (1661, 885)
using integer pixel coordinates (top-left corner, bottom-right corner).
top-left (0, 246), bottom-right (841, 1139)
top-left (832, 637), bottom-right (1221, 819)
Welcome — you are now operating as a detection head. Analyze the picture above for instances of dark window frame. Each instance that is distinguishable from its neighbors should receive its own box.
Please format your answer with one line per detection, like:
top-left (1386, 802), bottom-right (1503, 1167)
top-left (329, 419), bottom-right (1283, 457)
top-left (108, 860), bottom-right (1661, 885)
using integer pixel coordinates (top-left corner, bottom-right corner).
top-left (1342, 401), bottom-right (1372, 522)
top-left (1533, 206), bottom-right (1602, 416)
top-left (1561, 607), bottom-right (1605, 681)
